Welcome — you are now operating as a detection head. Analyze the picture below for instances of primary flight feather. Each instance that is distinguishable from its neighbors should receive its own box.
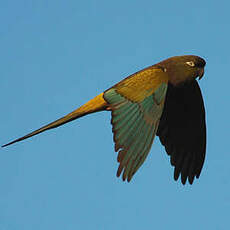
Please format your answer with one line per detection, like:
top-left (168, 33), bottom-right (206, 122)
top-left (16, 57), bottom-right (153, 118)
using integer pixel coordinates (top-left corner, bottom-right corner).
top-left (2, 55), bottom-right (206, 185)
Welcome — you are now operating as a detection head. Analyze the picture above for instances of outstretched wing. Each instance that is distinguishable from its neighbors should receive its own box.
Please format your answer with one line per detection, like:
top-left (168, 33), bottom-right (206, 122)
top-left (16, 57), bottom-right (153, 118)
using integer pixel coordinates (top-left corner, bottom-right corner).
top-left (103, 66), bottom-right (168, 182)
top-left (157, 80), bottom-right (206, 185)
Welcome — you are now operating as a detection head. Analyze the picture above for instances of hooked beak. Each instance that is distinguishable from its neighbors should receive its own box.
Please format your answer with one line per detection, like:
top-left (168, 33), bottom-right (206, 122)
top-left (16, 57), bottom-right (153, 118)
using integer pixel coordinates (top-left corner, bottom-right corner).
top-left (198, 67), bottom-right (205, 80)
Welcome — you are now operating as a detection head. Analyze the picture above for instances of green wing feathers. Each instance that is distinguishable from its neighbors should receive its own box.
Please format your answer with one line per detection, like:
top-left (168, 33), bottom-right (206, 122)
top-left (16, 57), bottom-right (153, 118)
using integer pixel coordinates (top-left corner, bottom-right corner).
top-left (104, 83), bottom-right (167, 182)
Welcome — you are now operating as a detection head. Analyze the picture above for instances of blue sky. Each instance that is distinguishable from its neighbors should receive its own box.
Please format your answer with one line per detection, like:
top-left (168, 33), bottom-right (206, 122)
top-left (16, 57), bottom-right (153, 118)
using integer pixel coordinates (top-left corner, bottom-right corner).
top-left (1, 0), bottom-right (230, 229)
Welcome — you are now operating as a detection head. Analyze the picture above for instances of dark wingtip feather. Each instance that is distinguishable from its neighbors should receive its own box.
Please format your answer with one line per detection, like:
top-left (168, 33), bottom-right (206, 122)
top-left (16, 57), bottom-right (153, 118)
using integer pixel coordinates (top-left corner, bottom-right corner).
top-left (173, 153), bottom-right (184, 181)
top-left (188, 175), bottom-right (195, 184)
top-left (181, 175), bottom-right (187, 185)
top-left (181, 155), bottom-right (190, 185)
top-left (181, 177), bottom-right (187, 185)
top-left (122, 174), bottom-right (126, 181)
top-left (174, 171), bottom-right (180, 181)
top-left (127, 176), bottom-right (132, 182)
top-left (116, 164), bottom-right (123, 177)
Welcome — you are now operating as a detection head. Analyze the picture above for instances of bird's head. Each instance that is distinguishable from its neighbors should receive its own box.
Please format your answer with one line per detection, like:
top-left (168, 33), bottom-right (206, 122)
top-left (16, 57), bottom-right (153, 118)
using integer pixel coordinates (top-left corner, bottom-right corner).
top-left (157, 55), bottom-right (206, 85)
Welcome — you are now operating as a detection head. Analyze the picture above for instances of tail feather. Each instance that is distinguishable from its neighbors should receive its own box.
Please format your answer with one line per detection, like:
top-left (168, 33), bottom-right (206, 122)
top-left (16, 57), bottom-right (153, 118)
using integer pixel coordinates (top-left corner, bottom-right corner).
top-left (2, 93), bottom-right (108, 147)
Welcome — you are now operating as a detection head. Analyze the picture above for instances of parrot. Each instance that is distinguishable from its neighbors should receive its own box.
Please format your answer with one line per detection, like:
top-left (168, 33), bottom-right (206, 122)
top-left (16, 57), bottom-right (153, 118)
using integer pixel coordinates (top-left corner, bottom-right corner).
top-left (2, 55), bottom-right (206, 185)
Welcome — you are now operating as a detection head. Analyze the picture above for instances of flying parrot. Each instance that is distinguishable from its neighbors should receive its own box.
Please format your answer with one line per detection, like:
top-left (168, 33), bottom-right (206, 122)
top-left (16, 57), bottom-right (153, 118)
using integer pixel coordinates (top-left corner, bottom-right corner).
top-left (2, 55), bottom-right (206, 185)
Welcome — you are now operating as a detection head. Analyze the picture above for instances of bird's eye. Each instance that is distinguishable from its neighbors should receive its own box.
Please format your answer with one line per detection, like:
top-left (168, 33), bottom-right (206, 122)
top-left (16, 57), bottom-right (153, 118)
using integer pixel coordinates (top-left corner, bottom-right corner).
top-left (186, 61), bottom-right (195, 67)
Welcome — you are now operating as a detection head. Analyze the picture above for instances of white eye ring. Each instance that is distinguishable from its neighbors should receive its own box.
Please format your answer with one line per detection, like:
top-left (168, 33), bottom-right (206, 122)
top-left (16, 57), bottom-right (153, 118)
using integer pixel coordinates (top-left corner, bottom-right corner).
top-left (186, 61), bottom-right (195, 67)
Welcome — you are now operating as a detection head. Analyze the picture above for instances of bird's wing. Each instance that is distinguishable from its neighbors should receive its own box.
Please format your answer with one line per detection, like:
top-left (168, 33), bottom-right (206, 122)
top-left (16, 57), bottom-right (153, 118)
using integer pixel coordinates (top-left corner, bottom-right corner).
top-left (103, 66), bottom-right (168, 181)
top-left (157, 80), bottom-right (206, 185)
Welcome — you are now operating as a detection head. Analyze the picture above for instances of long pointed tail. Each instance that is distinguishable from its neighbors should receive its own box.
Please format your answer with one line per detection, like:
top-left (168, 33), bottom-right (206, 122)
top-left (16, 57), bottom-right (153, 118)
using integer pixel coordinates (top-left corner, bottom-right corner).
top-left (2, 93), bottom-right (108, 147)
